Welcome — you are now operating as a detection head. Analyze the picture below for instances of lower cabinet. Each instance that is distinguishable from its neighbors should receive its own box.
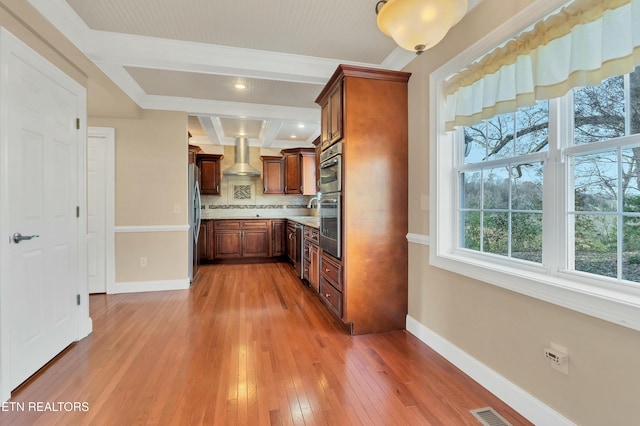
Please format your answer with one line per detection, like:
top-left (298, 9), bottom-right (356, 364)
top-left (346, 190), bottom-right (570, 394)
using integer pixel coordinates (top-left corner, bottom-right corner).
top-left (319, 252), bottom-right (343, 318)
top-left (303, 227), bottom-right (320, 292)
top-left (271, 219), bottom-right (286, 257)
top-left (286, 222), bottom-right (297, 267)
top-left (213, 220), bottom-right (269, 259)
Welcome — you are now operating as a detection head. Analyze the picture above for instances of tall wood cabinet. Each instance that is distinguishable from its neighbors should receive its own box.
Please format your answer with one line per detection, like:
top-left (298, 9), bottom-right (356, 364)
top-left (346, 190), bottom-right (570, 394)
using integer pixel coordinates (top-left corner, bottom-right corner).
top-left (315, 64), bottom-right (411, 335)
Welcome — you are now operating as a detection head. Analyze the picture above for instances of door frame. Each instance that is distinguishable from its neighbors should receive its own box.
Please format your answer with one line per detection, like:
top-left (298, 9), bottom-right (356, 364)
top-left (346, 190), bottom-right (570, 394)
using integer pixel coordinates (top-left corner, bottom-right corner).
top-left (0, 28), bottom-right (91, 402)
top-left (88, 127), bottom-right (116, 294)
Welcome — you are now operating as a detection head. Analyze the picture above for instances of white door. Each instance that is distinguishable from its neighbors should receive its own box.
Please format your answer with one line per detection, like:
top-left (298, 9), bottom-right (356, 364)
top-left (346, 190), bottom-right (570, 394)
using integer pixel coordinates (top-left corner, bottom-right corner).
top-left (5, 36), bottom-right (81, 389)
top-left (87, 135), bottom-right (107, 293)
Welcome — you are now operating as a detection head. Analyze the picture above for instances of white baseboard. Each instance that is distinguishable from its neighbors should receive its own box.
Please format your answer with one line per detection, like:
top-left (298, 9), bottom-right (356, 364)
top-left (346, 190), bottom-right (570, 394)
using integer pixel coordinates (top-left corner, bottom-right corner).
top-left (112, 279), bottom-right (190, 294)
top-left (405, 315), bottom-right (575, 426)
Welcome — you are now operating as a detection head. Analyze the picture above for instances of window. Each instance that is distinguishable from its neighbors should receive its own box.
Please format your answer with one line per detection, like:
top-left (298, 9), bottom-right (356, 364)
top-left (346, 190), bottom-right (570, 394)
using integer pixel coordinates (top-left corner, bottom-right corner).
top-left (430, 0), bottom-right (640, 331)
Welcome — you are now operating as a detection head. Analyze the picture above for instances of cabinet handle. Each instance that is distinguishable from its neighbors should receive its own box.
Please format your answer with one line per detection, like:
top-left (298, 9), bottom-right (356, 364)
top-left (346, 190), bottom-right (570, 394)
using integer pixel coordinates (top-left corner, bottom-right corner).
top-left (216, 184), bottom-right (219, 193)
top-left (299, 185), bottom-right (302, 192)
top-left (325, 268), bottom-right (330, 272)
top-left (325, 293), bottom-right (331, 298)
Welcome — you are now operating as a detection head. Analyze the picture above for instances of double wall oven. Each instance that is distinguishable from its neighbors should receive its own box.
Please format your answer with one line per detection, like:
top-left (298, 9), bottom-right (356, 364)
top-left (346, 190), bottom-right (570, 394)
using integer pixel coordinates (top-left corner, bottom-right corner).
top-left (319, 142), bottom-right (342, 259)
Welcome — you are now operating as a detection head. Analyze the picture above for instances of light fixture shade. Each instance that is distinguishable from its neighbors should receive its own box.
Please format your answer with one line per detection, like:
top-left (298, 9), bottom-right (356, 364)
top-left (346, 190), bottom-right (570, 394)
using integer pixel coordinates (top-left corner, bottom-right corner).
top-left (377, 0), bottom-right (468, 54)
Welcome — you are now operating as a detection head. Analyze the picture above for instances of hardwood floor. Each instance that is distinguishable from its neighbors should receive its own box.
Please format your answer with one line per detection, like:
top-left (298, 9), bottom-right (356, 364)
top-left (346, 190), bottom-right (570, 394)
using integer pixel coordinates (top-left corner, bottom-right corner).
top-left (1, 263), bottom-right (531, 425)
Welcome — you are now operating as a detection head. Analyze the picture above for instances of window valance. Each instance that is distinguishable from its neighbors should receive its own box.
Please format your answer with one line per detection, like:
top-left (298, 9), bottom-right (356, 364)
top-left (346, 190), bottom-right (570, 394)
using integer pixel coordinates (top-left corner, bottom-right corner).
top-left (444, 0), bottom-right (640, 131)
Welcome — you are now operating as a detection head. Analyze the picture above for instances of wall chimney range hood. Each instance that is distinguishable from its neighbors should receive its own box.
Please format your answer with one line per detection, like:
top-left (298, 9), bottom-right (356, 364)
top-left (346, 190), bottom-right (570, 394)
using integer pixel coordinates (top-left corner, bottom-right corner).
top-left (223, 137), bottom-right (261, 177)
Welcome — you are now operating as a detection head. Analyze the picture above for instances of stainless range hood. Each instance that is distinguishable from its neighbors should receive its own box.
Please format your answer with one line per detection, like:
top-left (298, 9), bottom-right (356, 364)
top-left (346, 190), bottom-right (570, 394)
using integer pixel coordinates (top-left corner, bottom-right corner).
top-left (222, 137), bottom-right (261, 177)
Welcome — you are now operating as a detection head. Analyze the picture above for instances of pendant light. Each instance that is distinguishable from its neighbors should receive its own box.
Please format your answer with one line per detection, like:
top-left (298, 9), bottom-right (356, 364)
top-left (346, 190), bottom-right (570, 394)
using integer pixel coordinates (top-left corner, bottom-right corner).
top-left (376, 0), bottom-right (468, 55)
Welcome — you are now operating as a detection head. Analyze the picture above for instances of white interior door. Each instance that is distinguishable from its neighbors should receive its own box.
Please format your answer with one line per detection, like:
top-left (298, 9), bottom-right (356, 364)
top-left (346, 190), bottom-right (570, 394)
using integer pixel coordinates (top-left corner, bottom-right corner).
top-left (87, 135), bottom-right (107, 293)
top-left (4, 35), bottom-right (81, 389)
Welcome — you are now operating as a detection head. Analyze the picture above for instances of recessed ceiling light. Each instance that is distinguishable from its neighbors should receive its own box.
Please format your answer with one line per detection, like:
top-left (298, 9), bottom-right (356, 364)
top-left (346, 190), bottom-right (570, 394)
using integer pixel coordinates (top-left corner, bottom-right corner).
top-left (297, 123), bottom-right (305, 128)
top-left (291, 135), bottom-right (297, 139)
top-left (234, 83), bottom-right (246, 90)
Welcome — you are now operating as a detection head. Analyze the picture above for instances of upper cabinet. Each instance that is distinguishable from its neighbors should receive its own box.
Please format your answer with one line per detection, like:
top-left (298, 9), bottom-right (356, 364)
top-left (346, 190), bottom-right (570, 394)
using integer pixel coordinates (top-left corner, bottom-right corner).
top-left (260, 156), bottom-right (285, 194)
top-left (261, 149), bottom-right (316, 195)
top-left (196, 154), bottom-right (223, 195)
top-left (319, 81), bottom-right (343, 151)
top-left (282, 148), bottom-right (316, 195)
top-left (188, 144), bottom-right (201, 165)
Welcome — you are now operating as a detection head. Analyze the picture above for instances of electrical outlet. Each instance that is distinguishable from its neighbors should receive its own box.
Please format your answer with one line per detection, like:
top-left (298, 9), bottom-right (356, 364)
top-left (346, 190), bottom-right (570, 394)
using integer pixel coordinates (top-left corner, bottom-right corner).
top-left (544, 343), bottom-right (568, 374)
top-left (139, 257), bottom-right (148, 268)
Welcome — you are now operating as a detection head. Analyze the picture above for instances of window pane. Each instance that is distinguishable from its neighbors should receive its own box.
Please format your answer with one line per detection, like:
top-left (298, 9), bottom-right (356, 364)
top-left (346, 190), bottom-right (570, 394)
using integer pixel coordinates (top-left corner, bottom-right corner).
top-left (622, 148), bottom-right (640, 213)
top-left (623, 216), bottom-right (640, 282)
top-left (574, 75), bottom-right (625, 144)
top-left (512, 213), bottom-right (542, 262)
top-left (486, 113), bottom-right (515, 160)
top-left (462, 171), bottom-right (481, 209)
top-left (573, 152), bottom-right (618, 212)
top-left (629, 66), bottom-right (640, 135)
top-left (515, 101), bottom-right (549, 155)
top-left (573, 214), bottom-right (617, 278)
top-left (463, 125), bottom-right (487, 164)
top-left (483, 212), bottom-right (508, 255)
top-left (512, 162), bottom-right (543, 211)
top-left (462, 211), bottom-right (481, 250)
top-left (484, 167), bottom-right (509, 209)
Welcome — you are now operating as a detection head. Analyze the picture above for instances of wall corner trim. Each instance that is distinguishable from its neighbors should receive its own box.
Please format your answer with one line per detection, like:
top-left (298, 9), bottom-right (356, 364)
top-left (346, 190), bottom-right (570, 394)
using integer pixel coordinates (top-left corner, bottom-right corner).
top-left (112, 279), bottom-right (190, 294)
top-left (406, 233), bottom-right (430, 246)
top-left (405, 315), bottom-right (576, 426)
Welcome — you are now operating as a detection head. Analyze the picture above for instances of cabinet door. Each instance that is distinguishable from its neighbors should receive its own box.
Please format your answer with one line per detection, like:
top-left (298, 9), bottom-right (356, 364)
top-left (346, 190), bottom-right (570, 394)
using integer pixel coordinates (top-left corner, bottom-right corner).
top-left (261, 157), bottom-right (285, 194)
top-left (283, 152), bottom-right (302, 194)
top-left (309, 243), bottom-right (320, 293)
top-left (328, 81), bottom-right (343, 146)
top-left (197, 155), bottom-right (223, 195)
top-left (214, 230), bottom-right (243, 259)
top-left (243, 229), bottom-right (269, 257)
top-left (320, 100), bottom-right (330, 148)
top-left (286, 224), bottom-right (297, 265)
top-left (271, 220), bottom-right (286, 256)
top-left (198, 220), bottom-right (209, 260)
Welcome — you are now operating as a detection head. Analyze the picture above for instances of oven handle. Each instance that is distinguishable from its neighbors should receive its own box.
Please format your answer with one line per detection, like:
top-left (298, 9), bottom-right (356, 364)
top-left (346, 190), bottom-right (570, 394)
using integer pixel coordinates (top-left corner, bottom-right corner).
top-left (320, 158), bottom-right (339, 169)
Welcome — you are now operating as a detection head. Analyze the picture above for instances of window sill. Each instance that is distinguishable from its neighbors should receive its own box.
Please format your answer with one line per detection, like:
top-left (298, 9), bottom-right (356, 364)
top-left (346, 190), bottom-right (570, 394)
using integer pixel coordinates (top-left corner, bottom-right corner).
top-left (429, 250), bottom-right (640, 332)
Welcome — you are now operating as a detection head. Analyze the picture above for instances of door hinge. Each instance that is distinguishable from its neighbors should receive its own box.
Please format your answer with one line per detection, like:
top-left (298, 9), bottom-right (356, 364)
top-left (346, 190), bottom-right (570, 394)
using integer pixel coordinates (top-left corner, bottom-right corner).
top-left (76, 294), bottom-right (81, 306)
top-left (76, 118), bottom-right (80, 129)
top-left (76, 206), bottom-right (80, 218)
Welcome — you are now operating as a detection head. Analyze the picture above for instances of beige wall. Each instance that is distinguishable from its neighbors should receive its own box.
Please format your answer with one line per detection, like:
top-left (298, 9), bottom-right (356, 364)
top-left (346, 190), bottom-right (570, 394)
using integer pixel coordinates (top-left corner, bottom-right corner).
top-left (405, 1), bottom-right (640, 425)
top-left (90, 110), bottom-right (189, 283)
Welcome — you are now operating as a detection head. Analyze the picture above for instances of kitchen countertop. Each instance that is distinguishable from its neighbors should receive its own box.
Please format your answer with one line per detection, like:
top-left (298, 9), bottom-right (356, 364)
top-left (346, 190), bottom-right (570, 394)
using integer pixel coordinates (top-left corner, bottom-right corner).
top-left (203, 215), bottom-right (319, 229)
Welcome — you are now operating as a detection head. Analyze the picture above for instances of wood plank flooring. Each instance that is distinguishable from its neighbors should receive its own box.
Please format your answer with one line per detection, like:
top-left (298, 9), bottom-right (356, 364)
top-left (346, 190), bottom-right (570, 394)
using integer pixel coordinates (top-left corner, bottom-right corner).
top-left (1, 263), bottom-right (532, 425)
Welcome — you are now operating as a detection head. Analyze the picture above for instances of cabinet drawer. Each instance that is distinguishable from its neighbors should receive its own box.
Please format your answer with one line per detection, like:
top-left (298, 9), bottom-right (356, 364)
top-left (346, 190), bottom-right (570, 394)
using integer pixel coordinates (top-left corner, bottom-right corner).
top-left (304, 227), bottom-right (319, 244)
top-left (320, 276), bottom-right (342, 317)
top-left (214, 220), bottom-right (241, 230)
top-left (320, 253), bottom-right (342, 291)
top-left (242, 220), bottom-right (268, 229)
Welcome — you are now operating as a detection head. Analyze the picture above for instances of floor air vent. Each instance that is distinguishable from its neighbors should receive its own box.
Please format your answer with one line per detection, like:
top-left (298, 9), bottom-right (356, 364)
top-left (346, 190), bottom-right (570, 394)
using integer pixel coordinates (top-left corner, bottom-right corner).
top-left (470, 407), bottom-right (513, 426)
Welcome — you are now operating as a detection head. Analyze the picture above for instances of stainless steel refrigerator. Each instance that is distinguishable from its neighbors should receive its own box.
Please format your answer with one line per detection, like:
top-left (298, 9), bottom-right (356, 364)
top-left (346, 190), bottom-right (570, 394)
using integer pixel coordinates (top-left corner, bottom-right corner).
top-left (188, 164), bottom-right (201, 283)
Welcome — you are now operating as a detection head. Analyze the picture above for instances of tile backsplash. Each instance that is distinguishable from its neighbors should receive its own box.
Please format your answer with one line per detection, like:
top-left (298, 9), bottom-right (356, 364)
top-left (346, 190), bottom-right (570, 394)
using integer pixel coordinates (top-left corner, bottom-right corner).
top-left (201, 175), bottom-right (317, 219)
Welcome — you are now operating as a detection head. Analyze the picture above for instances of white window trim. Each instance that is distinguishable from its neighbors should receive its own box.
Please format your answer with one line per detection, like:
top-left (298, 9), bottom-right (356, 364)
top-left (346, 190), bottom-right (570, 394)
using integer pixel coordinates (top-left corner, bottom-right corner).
top-left (429, 0), bottom-right (640, 332)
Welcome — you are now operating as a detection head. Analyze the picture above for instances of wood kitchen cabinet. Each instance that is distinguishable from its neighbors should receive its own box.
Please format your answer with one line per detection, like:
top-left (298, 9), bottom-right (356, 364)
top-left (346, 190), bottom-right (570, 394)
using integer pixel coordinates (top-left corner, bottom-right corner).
top-left (315, 64), bottom-right (410, 335)
top-left (198, 220), bottom-right (212, 260)
top-left (303, 226), bottom-right (320, 292)
top-left (270, 219), bottom-right (286, 257)
top-left (196, 154), bottom-right (223, 195)
top-left (281, 148), bottom-right (316, 195)
top-left (213, 220), bottom-right (269, 259)
top-left (319, 80), bottom-right (343, 151)
top-left (319, 252), bottom-right (343, 318)
top-left (260, 156), bottom-right (285, 194)
top-left (286, 222), bottom-right (297, 266)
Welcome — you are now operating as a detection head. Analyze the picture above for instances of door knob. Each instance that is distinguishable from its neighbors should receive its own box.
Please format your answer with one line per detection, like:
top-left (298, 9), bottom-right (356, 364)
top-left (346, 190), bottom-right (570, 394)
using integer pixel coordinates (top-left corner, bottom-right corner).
top-left (12, 233), bottom-right (39, 244)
